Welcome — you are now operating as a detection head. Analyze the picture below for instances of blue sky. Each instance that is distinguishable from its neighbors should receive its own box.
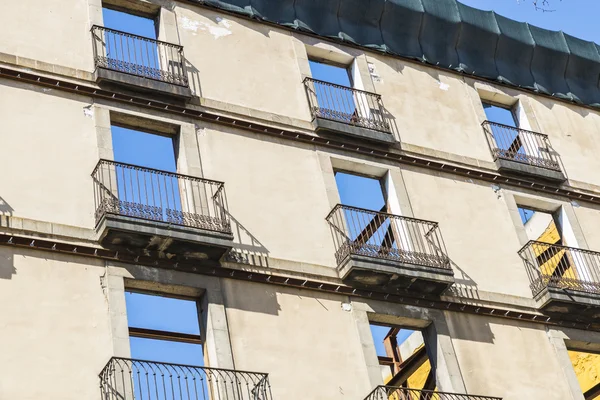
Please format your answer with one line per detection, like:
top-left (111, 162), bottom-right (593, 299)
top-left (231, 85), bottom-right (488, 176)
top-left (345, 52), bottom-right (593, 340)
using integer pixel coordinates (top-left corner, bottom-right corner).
top-left (105, 1), bottom-right (594, 367)
top-left (459, 0), bottom-right (600, 43)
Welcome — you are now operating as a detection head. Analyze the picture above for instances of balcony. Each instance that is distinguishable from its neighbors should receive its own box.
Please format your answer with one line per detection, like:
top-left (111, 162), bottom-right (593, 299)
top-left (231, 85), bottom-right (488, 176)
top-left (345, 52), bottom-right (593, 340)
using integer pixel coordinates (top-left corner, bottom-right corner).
top-left (304, 77), bottom-right (395, 144)
top-left (326, 205), bottom-right (454, 295)
top-left (482, 121), bottom-right (565, 182)
top-left (91, 25), bottom-right (191, 99)
top-left (99, 357), bottom-right (273, 400)
top-left (519, 241), bottom-right (600, 320)
top-left (93, 160), bottom-right (233, 264)
top-left (364, 386), bottom-right (501, 400)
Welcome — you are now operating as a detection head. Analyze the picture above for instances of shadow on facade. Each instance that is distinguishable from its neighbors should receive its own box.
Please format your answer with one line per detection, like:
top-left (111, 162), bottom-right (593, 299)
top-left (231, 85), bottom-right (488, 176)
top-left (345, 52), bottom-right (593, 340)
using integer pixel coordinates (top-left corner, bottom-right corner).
top-left (224, 212), bottom-right (270, 268)
top-left (0, 249), bottom-right (15, 279)
top-left (0, 196), bottom-right (15, 279)
top-left (185, 59), bottom-right (203, 99)
top-left (446, 258), bottom-right (480, 300)
top-left (439, 307), bottom-right (495, 344)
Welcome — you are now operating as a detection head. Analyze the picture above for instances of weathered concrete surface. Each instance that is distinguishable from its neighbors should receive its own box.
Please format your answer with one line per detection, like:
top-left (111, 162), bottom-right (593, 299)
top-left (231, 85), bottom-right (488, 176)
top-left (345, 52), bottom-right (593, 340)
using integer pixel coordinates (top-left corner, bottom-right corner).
top-left (495, 158), bottom-right (567, 183)
top-left (0, 247), bottom-right (112, 400)
top-left (95, 68), bottom-right (193, 100)
top-left (314, 118), bottom-right (396, 144)
top-left (221, 280), bottom-right (373, 400)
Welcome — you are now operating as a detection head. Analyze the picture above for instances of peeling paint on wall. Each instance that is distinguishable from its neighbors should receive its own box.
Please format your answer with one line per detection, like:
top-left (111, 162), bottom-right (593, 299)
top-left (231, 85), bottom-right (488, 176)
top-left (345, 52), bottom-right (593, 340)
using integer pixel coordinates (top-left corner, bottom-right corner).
top-left (368, 62), bottom-right (382, 83)
top-left (83, 105), bottom-right (94, 118)
top-left (179, 16), bottom-right (232, 39)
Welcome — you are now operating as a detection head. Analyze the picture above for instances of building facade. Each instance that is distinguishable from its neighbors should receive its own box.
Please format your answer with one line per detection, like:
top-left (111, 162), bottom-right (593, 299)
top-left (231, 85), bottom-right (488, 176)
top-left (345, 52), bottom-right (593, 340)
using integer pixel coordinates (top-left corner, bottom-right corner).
top-left (2, 0), bottom-right (600, 399)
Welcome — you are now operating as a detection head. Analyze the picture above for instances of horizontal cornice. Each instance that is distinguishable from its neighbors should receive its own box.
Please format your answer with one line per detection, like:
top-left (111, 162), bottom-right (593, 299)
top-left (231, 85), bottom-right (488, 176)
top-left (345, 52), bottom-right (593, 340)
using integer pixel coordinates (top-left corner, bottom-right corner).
top-left (1, 66), bottom-right (598, 207)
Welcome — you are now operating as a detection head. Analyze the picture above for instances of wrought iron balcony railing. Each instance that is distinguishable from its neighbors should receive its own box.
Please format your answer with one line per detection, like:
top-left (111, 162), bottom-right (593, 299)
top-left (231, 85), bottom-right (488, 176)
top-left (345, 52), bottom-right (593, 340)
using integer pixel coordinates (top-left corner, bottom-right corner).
top-left (482, 121), bottom-right (561, 171)
top-left (519, 241), bottom-right (600, 296)
top-left (364, 386), bottom-right (501, 400)
top-left (326, 205), bottom-right (450, 270)
top-left (304, 77), bottom-right (392, 133)
top-left (99, 357), bottom-right (273, 400)
top-left (92, 160), bottom-right (230, 234)
top-left (92, 25), bottom-right (188, 86)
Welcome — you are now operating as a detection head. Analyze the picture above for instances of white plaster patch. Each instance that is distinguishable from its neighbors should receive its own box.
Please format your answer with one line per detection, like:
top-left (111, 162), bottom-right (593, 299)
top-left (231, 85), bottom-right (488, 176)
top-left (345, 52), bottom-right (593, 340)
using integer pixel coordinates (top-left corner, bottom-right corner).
top-left (215, 17), bottom-right (231, 28)
top-left (83, 105), bottom-right (94, 118)
top-left (438, 81), bottom-right (449, 91)
top-left (491, 184), bottom-right (502, 199)
top-left (179, 16), bottom-right (232, 39)
top-left (367, 62), bottom-right (382, 83)
top-left (341, 302), bottom-right (352, 312)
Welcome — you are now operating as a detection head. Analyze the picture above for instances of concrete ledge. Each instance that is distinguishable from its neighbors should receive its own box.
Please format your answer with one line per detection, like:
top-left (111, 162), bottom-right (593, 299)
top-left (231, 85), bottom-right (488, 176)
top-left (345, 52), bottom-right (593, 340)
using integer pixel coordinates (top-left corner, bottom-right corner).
top-left (338, 254), bottom-right (454, 295)
top-left (95, 68), bottom-right (193, 100)
top-left (535, 286), bottom-right (600, 321)
top-left (97, 214), bottom-right (233, 265)
top-left (314, 118), bottom-right (396, 144)
top-left (496, 158), bottom-right (566, 182)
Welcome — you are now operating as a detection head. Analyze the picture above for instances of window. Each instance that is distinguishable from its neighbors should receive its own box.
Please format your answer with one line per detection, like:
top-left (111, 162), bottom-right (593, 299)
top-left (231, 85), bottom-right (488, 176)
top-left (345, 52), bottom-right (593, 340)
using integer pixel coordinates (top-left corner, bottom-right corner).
top-left (125, 291), bottom-right (204, 365)
top-left (309, 60), bottom-right (352, 87)
top-left (111, 125), bottom-right (177, 171)
top-left (102, 7), bottom-right (157, 39)
top-left (109, 124), bottom-right (182, 222)
top-left (334, 171), bottom-right (386, 211)
top-left (370, 323), bottom-right (435, 390)
top-left (517, 206), bottom-right (562, 245)
top-left (482, 102), bottom-right (518, 128)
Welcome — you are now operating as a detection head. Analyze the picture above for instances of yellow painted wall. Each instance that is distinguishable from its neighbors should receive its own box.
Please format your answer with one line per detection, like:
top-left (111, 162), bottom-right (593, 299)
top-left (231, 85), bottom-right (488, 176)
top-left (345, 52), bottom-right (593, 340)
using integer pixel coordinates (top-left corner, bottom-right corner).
top-left (569, 350), bottom-right (600, 398)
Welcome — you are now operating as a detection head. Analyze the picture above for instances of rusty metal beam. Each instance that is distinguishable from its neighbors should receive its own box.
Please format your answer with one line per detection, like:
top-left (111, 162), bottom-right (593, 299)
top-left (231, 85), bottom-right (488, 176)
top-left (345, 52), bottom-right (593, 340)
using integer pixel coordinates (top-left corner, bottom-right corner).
top-left (386, 346), bottom-right (428, 388)
top-left (584, 381), bottom-right (600, 400)
top-left (1, 67), bottom-right (600, 209)
top-left (129, 327), bottom-right (203, 345)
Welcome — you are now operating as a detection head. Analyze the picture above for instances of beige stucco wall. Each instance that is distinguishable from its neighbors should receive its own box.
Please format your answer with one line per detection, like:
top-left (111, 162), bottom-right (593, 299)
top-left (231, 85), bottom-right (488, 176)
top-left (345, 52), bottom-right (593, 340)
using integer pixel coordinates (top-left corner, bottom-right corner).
top-left (222, 280), bottom-right (373, 400)
top-left (0, 0), bottom-right (94, 72)
top-left (175, 5), bottom-right (311, 122)
top-left (196, 124), bottom-right (337, 268)
top-left (0, 247), bottom-right (112, 400)
top-left (0, 81), bottom-right (98, 229)
top-left (447, 313), bottom-right (574, 400)
top-left (366, 54), bottom-right (494, 162)
top-left (528, 97), bottom-right (600, 188)
top-left (401, 167), bottom-right (532, 298)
